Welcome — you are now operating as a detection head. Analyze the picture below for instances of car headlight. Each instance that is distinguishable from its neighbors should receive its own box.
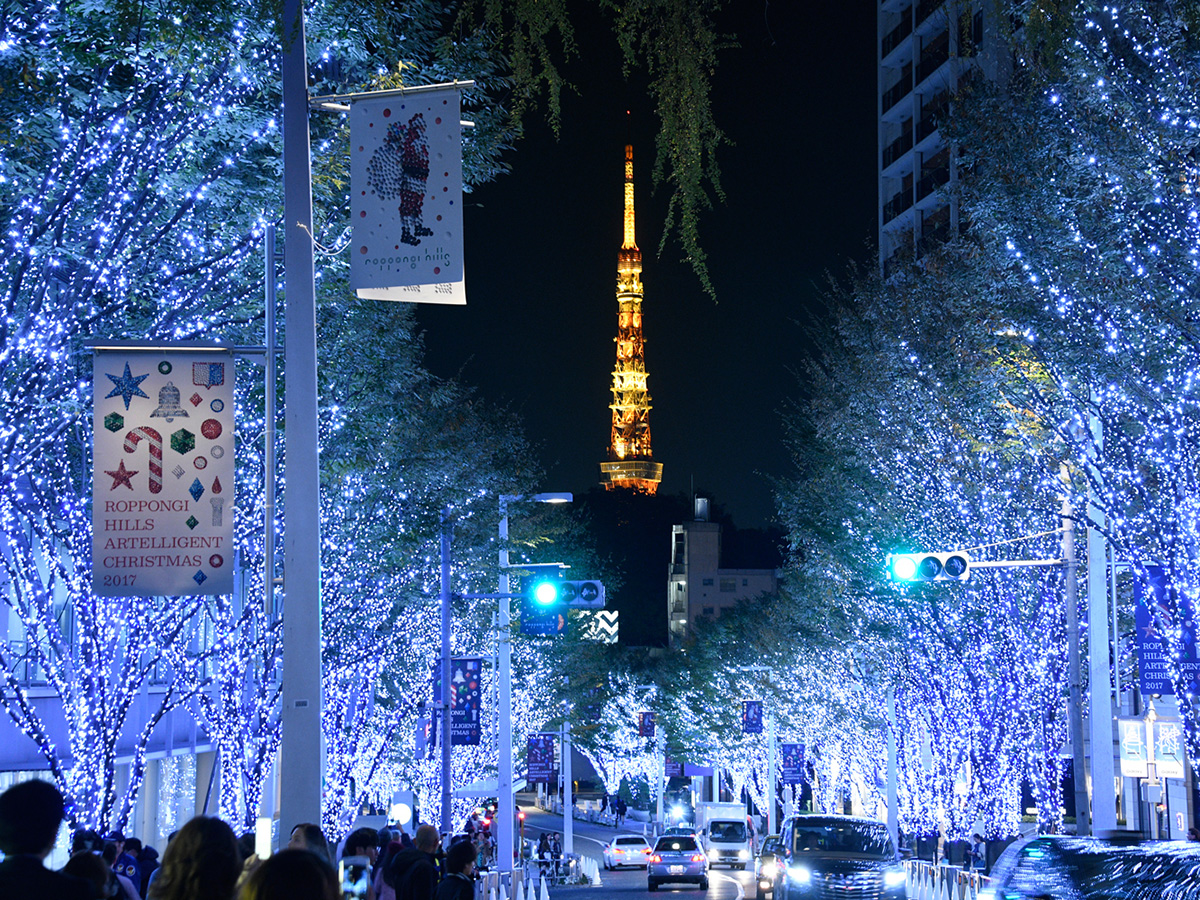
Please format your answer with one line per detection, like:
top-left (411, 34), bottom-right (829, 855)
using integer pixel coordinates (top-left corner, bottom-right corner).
top-left (883, 868), bottom-right (906, 889)
top-left (708, 849), bottom-right (719, 860)
top-left (738, 849), bottom-right (750, 860)
top-left (761, 861), bottom-right (777, 879)
top-left (787, 865), bottom-right (812, 884)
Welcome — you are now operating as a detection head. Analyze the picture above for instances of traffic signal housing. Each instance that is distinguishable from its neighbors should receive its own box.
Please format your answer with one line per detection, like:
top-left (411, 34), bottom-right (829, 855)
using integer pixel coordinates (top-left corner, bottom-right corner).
top-left (525, 577), bottom-right (606, 609)
top-left (886, 551), bottom-right (970, 582)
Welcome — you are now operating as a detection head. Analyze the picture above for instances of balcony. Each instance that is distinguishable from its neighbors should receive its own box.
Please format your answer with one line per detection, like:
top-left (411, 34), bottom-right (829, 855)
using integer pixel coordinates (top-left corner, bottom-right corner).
top-left (882, 66), bottom-right (912, 112)
top-left (916, 38), bottom-right (949, 84)
top-left (916, 164), bottom-right (949, 201)
top-left (884, 189), bottom-right (914, 222)
top-left (882, 10), bottom-right (913, 57)
top-left (915, 0), bottom-right (944, 26)
top-left (883, 131), bottom-right (914, 168)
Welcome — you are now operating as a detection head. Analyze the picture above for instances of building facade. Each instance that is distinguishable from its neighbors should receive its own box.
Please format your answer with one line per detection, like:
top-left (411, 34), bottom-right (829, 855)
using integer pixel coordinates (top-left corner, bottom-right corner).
top-left (667, 499), bottom-right (779, 648)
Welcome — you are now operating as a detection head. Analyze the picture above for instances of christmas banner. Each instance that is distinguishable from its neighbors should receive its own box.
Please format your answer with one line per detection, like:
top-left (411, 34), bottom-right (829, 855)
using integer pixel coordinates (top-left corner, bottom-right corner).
top-left (742, 700), bottom-right (763, 734)
top-left (639, 711), bottom-right (656, 738)
top-left (450, 657), bottom-right (482, 746)
top-left (350, 86), bottom-right (465, 303)
top-left (92, 349), bottom-right (235, 596)
top-left (1134, 566), bottom-right (1200, 696)
top-left (527, 734), bottom-right (556, 784)
top-left (780, 743), bottom-right (806, 784)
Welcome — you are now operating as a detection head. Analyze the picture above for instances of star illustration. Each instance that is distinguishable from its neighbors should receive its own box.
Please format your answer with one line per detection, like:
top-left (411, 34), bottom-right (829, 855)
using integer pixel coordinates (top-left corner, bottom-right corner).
top-left (104, 362), bottom-right (151, 410)
top-left (105, 460), bottom-right (138, 490)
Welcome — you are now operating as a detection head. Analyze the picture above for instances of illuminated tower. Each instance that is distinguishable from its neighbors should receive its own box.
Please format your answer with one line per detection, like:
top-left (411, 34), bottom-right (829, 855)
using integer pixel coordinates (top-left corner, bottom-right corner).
top-left (599, 145), bottom-right (664, 493)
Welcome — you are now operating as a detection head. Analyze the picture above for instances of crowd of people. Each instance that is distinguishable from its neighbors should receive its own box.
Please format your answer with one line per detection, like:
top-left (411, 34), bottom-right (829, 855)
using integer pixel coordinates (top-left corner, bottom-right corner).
top-left (0, 779), bottom-right (491, 900)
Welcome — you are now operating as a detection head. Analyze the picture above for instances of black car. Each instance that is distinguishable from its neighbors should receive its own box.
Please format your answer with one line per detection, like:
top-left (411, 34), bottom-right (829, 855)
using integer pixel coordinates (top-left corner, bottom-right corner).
top-left (775, 815), bottom-right (905, 900)
top-left (980, 834), bottom-right (1200, 900)
top-left (755, 834), bottom-right (785, 898)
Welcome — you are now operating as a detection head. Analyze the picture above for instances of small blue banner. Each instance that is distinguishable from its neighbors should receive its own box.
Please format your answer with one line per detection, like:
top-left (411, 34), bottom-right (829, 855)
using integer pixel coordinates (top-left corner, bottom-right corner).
top-left (781, 744), bottom-right (806, 785)
top-left (742, 700), bottom-right (763, 734)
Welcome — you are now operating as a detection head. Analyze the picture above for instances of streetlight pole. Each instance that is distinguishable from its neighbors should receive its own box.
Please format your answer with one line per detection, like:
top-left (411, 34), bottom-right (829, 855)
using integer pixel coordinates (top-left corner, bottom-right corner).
top-left (278, 0), bottom-right (323, 836)
top-left (497, 492), bottom-right (571, 879)
top-left (440, 513), bottom-right (453, 834)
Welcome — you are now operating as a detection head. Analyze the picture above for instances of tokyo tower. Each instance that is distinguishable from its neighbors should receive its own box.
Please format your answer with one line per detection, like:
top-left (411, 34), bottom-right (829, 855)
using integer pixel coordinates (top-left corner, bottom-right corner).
top-left (599, 145), bottom-right (663, 493)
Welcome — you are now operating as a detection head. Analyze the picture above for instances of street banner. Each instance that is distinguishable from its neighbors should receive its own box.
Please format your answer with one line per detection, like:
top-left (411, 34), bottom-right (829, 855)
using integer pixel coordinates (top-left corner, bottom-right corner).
top-left (92, 348), bottom-right (235, 596)
top-left (1154, 719), bottom-right (1187, 779)
top-left (450, 657), bottom-right (482, 746)
top-left (639, 711), bottom-right (655, 737)
top-left (350, 86), bottom-right (465, 303)
top-left (521, 596), bottom-right (567, 636)
top-left (664, 757), bottom-right (683, 778)
top-left (1117, 718), bottom-right (1149, 778)
top-left (1134, 566), bottom-right (1200, 696)
top-left (527, 734), bottom-right (556, 784)
top-left (742, 700), bottom-right (763, 734)
top-left (781, 744), bottom-right (806, 784)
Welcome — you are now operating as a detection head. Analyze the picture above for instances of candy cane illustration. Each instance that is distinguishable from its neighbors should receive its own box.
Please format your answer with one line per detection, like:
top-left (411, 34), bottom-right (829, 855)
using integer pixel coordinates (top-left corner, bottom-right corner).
top-left (124, 427), bottom-right (163, 494)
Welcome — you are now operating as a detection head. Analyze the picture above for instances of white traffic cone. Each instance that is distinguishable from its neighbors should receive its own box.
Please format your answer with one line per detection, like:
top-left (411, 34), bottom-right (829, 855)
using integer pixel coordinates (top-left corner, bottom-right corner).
top-left (541, 874), bottom-right (553, 899)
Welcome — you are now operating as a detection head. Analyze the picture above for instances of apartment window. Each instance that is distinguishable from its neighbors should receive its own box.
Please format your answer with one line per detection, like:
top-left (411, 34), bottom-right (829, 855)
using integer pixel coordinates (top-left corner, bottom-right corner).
top-left (743, 579), bottom-right (749, 587)
top-left (702, 578), bottom-right (714, 586)
top-left (720, 578), bottom-right (736, 593)
top-left (702, 606), bottom-right (715, 617)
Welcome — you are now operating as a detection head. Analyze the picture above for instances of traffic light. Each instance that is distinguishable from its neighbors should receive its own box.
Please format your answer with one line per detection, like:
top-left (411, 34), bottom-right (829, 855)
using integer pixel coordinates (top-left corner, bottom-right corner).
top-left (886, 551), bottom-right (970, 582)
top-left (526, 577), bottom-right (606, 608)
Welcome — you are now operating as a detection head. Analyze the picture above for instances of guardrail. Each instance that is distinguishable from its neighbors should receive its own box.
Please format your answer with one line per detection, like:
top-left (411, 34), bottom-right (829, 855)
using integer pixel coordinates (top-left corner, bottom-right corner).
top-left (904, 861), bottom-right (990, 900)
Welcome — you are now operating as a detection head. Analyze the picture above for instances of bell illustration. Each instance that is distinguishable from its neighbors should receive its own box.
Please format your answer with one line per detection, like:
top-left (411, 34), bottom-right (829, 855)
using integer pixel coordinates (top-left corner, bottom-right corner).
top-left (150, 381), bottom-right (188, 422)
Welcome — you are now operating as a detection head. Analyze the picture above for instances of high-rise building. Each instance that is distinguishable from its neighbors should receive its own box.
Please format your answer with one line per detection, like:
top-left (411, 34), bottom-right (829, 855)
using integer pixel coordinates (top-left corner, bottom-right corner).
top-left (599, 145), bottom-right (663, 493)
top-left (878, 0), bottom-right (1007, 271)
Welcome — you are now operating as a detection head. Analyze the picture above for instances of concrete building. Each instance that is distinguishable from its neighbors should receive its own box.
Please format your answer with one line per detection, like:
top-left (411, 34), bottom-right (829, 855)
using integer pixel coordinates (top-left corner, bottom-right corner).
top-left (878, 0), bottom-right (1008, 271)
top-left (667, 498), bottom-right (779, 648)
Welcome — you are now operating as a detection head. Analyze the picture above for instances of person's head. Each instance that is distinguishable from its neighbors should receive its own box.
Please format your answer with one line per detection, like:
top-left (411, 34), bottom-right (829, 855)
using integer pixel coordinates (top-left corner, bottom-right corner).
top-left (413, 824), bottom-right (439, 854)
top-left (106, 830), bottom-right (126, 857)
top-left (237, 832), bottom-right (256, 864)
top-left (72, 828), bottom-right (103, 855)
top-left (103, 841), bottom-right (119, 865)
top-left (1189, 827), bottom-right (1200, 841)
top-left (972, 834), bottom-right (983, 842)
top-left (288, 823), bottom-right (332, 863)
top-left (0, 779), bottom-right (67, 857)
top-left (148, 815), bottom-right (240, 900)
top-left (65, 851), bottom-right (119, 898)
top-left (445, 839), bottom-right (477, 878)
top-left (237, 848), bottom-right (339, 900)
top-left (343, 827), bottom-right (378, 863)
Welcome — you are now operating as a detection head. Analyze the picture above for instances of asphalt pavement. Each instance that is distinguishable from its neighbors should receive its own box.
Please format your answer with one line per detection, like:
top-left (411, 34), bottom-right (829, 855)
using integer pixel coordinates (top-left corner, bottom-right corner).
top-left (515, 800), bottom-right (756, 900)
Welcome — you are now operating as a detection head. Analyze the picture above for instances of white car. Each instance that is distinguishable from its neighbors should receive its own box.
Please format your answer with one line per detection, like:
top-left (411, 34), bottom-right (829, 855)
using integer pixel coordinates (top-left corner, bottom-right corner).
top-left (604, 834), bottom-right (653, 869)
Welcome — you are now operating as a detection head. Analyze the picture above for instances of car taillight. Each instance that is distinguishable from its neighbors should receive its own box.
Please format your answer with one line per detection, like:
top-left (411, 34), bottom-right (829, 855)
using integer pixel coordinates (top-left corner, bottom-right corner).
top-left (650, 855), bottom-right (662, 863)
top-left (691, 854), bottom-right (705, 863)
top-left (643, 849), bottom-right (651, 854)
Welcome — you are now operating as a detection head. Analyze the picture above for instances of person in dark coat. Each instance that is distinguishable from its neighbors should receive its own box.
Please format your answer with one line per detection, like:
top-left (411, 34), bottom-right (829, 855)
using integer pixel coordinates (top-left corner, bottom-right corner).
top-left (0, 779), bottom-right (95, 900)
top-left (433, 840), bottom-right (475, 900)
top-left (385, 824), bottom-right (439, 900)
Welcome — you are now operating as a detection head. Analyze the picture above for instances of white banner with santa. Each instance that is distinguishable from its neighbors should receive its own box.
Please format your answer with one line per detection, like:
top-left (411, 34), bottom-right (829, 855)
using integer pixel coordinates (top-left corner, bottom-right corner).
top-left (92, 347), bottom-right (235, 596)
top-left (350, 84), bottom-right (465, 303)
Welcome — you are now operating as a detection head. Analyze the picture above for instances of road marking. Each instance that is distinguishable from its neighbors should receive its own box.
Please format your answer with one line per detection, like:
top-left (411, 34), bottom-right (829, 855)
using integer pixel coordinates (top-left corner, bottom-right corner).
top-left (714, 870), bottom-right (746, 900)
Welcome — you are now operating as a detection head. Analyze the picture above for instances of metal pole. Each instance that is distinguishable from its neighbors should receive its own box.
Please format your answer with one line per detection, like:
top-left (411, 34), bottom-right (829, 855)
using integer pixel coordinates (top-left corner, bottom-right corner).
top-left (278, 0), bottom-right (323, 836)
top-left (1063, 492), bottom-right (1091, 835)
top-left (441, 515), bottom-right (453, 834)
top-left (1088, 514), bottom-right (1117, 831)
top-left (498, 498), bottom-right (514, 876)
top-left (656, 729), bottom-right (664, 831)
top-left (767, 710), bottom-right (777, 836)
top-left (563, 719), bottom-right (574, 856)
top-left (886, 688), bottom-right (899, 856)
top-left (264, 224), bottom-right (277, 622)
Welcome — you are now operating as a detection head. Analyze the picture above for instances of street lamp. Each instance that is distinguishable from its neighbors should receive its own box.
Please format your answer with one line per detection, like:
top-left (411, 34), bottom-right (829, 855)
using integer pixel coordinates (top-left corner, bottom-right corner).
top-left (498, 492), bottom-right (572, 879)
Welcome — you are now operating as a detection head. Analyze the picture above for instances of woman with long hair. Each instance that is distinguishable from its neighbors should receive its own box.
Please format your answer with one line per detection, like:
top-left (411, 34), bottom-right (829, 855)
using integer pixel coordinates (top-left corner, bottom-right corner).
top-left (287, 823), bottom-right (333, 866)
top-left (147, 816), bottom-right (241, 900)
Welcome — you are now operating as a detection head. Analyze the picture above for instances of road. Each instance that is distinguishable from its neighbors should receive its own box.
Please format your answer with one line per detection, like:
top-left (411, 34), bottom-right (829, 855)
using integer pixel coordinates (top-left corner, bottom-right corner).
top-left (515, 802), bottom-right (758, 900)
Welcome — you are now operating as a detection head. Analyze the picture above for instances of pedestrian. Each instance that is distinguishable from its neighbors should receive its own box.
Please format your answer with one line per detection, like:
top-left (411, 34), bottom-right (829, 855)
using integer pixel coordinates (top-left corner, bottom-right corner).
top-left (1189, 827), bottom-right (1200, 842)
top-left (103, 841), bottom-right (141, 900)
top-left (288, 823), bottom-right (334, 866)
top-left (147, 815), bottom-right (241, 900)
top-left (536, 833), bottom-right (552, 877)
top-left (969, 834), bottom-right (986, 871)
top-left (0, 778), bottom-right (95, 899)
top-left (434, 840), bottom-right (476, 900)
top-left (238, 848), bottom-right (339, 900)
top-left (64, 850), bottom-right (120, 898)
top-left (136, 843), bottom-right (160, 897)
top-left (374, 841), bottom-right (405, 900)
top-left (341, 826), bottom-right (379, 900)
top-left (385, 823), bottom-right (439, 900)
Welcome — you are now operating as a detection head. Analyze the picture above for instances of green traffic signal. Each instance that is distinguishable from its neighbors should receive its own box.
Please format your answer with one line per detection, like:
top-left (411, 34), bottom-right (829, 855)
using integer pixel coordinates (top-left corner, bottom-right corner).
top-left (531, 579), bottom-right (560, 605)
top-left (886, 551), bottom-right (970, 582)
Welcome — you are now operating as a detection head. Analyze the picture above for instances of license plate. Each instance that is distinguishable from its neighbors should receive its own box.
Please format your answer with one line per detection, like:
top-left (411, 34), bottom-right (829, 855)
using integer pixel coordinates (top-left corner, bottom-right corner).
top-left (670, 866), bottom-right (685, 874)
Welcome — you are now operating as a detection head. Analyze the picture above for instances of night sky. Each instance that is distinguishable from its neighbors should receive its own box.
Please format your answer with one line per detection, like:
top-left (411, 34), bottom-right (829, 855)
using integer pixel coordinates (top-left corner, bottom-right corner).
top-left (417, 1), bottom-right (877, 530)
